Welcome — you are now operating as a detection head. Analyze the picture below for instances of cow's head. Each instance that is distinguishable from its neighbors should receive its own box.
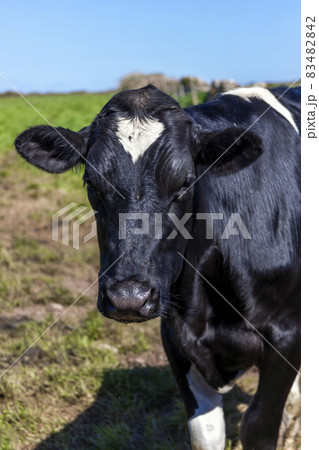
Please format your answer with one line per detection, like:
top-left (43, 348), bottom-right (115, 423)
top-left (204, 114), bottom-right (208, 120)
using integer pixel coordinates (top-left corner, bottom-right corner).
top-left (15, 86), bottom-right (263, 323)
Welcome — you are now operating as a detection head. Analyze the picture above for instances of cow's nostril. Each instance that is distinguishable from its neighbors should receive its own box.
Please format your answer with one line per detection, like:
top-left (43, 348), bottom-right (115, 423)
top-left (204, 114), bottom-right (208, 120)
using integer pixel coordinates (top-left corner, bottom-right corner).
top-left (106, 282), bottom-right (151, 312)
top-left (138, 289), bottom-right (158, 317)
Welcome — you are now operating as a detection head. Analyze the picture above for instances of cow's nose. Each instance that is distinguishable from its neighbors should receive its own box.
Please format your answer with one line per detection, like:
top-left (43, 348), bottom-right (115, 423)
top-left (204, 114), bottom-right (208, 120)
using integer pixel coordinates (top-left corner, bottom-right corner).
top-left (106, 281), bottom-right (152, 314)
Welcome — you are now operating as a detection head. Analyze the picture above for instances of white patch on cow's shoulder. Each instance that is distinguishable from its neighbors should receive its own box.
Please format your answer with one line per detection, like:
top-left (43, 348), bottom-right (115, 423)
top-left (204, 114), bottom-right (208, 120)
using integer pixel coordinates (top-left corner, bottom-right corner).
top-left (223, 87), bottom-right (299, 133)
top-left (115, 117), bottom-right (164, 163)
top-left (187, 365), bottom-right (225, 450)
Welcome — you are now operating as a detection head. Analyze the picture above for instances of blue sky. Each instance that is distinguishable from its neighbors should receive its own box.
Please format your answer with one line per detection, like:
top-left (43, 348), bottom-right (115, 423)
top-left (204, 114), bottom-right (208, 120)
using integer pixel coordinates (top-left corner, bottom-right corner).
top-left (0, 0), bottom-right (300, 93)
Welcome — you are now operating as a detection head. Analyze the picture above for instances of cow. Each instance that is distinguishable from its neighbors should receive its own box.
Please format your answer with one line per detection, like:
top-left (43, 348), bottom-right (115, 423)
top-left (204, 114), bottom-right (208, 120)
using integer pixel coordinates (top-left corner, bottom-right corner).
top-left (15, 84), bottom-right (301, 450)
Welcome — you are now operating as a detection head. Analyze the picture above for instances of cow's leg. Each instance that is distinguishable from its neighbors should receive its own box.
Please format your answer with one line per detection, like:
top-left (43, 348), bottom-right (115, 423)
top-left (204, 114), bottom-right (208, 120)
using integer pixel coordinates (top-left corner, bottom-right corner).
top-left (277, 373), bottom-right (301, 448)
top-left (161, 319), bottom-right (226, 450)
top-left (187, 364), bottom-right (226, 450)
top-left (240, 333), bottom-right (300, 450)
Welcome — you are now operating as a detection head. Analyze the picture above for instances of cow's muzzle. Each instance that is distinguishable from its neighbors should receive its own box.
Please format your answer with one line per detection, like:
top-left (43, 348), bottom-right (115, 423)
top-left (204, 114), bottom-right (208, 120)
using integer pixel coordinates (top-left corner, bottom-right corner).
top-left (98, 280), bottom-right (159, 322)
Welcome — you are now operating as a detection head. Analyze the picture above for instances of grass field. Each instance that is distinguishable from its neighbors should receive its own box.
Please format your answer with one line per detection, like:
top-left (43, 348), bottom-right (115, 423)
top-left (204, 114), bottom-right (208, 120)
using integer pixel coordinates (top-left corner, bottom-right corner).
top-left (0, 89), bottom-right (300, 449)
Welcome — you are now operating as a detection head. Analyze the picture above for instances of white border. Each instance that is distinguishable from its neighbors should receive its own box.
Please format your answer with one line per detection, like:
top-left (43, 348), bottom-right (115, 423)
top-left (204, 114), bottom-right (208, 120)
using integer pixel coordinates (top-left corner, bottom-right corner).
top-left (301, 0), bottom-right (319, 447)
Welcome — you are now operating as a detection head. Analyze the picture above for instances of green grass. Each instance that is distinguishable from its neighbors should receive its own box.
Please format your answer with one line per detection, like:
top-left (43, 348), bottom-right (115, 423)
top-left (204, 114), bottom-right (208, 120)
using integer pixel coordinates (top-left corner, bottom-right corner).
top-left (0, 308), bottom-right (191, 449)
top-left (0, 93), bottom-right (116, 156)
top-left (175, 90), bottom-right (208, 108)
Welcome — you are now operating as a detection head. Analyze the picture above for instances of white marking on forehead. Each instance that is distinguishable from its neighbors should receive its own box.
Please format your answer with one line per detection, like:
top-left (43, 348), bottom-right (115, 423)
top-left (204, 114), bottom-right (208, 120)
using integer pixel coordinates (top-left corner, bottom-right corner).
top-left (223, 86), bottom-right (299, 133)
top-left (115, 117), bottom-right (164, 163)
top-left (187, 365), bottom-right (225, 450)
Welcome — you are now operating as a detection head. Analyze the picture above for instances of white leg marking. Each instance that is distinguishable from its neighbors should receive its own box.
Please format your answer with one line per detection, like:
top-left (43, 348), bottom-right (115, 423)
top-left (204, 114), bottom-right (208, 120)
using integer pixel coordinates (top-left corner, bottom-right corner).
top-left (116, 117), bottom-right (164, 163)
top-left (187, 365), bottom-right (226, 450)
top-left (222, 86), bottom-right (299, 133)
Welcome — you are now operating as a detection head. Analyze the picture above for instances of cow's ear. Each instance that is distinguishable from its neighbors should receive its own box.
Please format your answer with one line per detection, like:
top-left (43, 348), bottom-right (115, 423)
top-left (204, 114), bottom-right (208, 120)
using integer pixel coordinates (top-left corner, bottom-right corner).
top-left (196, 128), bottom-right (263, 175)
top-left (15, 125), bottom-right (90, 173)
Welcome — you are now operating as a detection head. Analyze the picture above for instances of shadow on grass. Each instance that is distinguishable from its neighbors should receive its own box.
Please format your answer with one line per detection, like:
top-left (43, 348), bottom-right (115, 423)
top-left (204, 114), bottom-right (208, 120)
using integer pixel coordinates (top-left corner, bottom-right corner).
top-left (36, 366), bottom-right (252, 450)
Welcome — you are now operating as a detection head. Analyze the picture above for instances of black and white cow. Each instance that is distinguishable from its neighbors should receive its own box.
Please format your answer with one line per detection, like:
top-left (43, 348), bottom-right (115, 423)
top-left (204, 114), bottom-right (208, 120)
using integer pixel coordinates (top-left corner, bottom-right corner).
top-left (15, 85), bottom-right (301, 449)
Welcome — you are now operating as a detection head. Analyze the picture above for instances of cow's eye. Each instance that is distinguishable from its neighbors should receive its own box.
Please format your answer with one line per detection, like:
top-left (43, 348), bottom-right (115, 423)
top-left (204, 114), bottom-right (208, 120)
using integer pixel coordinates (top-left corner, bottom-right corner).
top-left (85, 179), bottom-right (102, 199)
top-left (174, 174), bottom-right (196, 200)
top-left (183, 174), bottom-right (196, 187)
top-left (85, 180), bottom-right (98, 193)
